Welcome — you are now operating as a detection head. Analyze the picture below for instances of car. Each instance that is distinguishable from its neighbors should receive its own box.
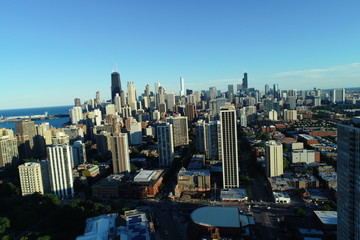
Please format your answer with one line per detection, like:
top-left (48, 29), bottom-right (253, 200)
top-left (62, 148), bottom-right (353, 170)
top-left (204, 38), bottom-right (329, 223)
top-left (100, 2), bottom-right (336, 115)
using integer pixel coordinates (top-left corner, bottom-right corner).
top-left (164, 230), bottom-right (169, 235)
top-left (267, 206), bottom-right (271, 209)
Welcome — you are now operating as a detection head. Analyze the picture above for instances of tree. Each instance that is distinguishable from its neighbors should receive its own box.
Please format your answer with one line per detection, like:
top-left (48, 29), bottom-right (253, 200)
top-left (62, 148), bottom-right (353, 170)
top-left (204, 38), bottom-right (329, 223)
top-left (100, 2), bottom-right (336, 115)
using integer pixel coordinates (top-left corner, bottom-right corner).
top-left (283, 157), bottom-right (289, 170)
top-left (36, 235), bottom-right (52, 240)
top-left (130, 165), bottom-right (138, 173)
top-left (0, 217), bottom-right (10, 234)
top-left (295, 207), bottom-right (306, 217)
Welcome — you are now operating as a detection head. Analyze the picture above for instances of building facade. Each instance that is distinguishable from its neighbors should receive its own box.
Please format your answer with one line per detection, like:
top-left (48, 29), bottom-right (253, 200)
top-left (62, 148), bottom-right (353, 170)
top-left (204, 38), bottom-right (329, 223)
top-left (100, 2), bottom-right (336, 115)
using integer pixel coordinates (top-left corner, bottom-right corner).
top-left (47, 145), bottom-right (75, 198)
top-left (265, 140), bottom-right (283, 177)
top-left (0, 129), bottom-right (19, 168)
top-left (111, 132), bottom-right (131, 173)
top-left (337, 118), bottom-right (360, 240)
top-left (220, 106), bottom-right (239, 188)
top-left (18, 161), bottom-right (50, 196)
top-left (157, 123), bottom-right (174, 167)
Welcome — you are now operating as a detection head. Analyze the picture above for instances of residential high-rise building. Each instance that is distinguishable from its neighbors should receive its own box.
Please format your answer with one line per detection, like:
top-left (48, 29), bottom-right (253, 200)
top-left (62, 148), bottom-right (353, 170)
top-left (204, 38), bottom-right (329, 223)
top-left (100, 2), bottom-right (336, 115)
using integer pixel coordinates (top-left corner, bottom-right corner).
top-left (71, 140), bottom-right (86, 167)
top-left (337, 117), bottom-right (360, 240)
top-left (265, 140), bottom-right (283, 177)
top-left (15, 120), bottom-right (36, 158)
top-left (111, 132), bottom-right (130, 173)
top-left (166, 93), bottom-right (176, 111)
top-left (105, 104), bottom-right (116, 116)
top-left (166, 116), bottom-right (189, 147)
top-left (268, 109), bottom-right (278, 121)
top-left (209, 87), bottom-right (217, 100)
top-left (18, 161), bottom-right (50, 196)
top-left (157, 123), bottom-right (174, 167)
top-left (332, 88), bottom-right (345, 104)
top-left (195, 120), bottom-right (206, 154)
top-left (129, 121), bottom-right (142, 145)
top-left (273, 84), bottom-right (279, 100)
top-left (283, 109), bottom-right (297, 121)
top-left (111, 71), bottom-right (122, 104)
top-left (47, 144), bottom-right (75, 198)
top-left (180, 77), bottom-right (185, 96)
top-left (220, 106), bottom-right (239, 188)
top-left (265, 84), bottom-right (270, 95)
top-left (96, 90), bottom-right (101, 106)
top-left (185, 104), bottom-right (196, 122)
top-left (154, 82), bottom-right (161, 108)
top-left (74, 98), bottom-right (81, 107)
top-left (0, 129), bottom-right (19, 168)
top-left (206, 121), bottom-right (221, 160)
top-left (127, 82), bottom-right (137, 111)
top-left (69, 106), bottom-right (83, 124)
top-left (228, 84), bottom-right (234, 96)
top-left (242, 72), bottom-right (248, 92)
top-left (114, 93), bottom-right (122, 114)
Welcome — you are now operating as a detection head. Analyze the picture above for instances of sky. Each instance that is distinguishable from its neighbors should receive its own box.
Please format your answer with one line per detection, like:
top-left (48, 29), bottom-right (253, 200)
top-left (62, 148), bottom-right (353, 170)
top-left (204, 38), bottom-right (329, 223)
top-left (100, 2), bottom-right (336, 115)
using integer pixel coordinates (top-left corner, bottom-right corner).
top-left (1, 0), bottom-right (360, 109)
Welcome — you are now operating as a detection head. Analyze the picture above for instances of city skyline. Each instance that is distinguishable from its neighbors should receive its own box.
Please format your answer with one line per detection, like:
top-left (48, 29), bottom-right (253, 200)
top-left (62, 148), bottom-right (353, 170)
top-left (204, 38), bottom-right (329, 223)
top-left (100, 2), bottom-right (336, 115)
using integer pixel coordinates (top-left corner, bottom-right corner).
top-left (1, 1), bottom-right (360, 109)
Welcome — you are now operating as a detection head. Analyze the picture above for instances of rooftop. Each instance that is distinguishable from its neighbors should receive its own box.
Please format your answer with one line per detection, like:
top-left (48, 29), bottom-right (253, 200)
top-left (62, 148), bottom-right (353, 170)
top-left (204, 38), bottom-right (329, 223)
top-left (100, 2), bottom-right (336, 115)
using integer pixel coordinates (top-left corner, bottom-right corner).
top-left (178, 169), bottom-right (210, 177)
top-left (126, 212), bottom-right (150, 240)
top-left (273, 191), bottom-right (290, 199)
top-left (134, 170), bottom-right (157, 182)
top-left (191, 206), bottom-right (254, 228)
top-left (298, 134), bottom-right (317, 140)
top-left (220, 188), bottom-right (248, 201)
top-left (76, 214), bottom-right (118, 240)
top-left (313, 211), bottom-right (337, 225)
top-left (133, 170), bottom-right (163, 184)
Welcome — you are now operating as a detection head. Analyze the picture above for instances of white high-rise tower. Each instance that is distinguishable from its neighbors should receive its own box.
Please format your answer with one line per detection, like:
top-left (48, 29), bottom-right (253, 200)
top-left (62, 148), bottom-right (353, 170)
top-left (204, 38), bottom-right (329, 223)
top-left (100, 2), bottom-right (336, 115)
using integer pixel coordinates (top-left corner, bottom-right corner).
top-left (180, 77), bottom-right (185, 96)
top-left (47, 144), bottom-right (75, 198)
top-left (127, 82), bottom-right (137, 111)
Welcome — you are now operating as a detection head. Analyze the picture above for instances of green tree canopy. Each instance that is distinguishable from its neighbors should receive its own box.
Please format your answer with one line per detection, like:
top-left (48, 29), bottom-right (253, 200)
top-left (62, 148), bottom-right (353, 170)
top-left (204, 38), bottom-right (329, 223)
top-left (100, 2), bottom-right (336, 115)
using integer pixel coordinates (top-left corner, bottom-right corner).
top-left (0, 217), bottom-right (10, 234)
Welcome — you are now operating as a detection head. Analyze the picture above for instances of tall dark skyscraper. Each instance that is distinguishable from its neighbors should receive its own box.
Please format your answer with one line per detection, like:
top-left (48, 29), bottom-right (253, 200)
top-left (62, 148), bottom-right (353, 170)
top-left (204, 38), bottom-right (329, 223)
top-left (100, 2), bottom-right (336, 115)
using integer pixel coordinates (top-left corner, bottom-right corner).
top-left (111, 71), bottom-right (122, 104)
top-left (337, 117), bottom-right (360, 240)
top-left (242, 72), bottom-right (248, 92)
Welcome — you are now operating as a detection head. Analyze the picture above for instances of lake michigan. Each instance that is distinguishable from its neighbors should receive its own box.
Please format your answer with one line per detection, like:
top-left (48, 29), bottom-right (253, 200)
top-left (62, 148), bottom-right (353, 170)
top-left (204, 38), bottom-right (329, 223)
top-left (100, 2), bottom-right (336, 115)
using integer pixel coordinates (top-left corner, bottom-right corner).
top-left (0, 105), bottom-right (72, 131)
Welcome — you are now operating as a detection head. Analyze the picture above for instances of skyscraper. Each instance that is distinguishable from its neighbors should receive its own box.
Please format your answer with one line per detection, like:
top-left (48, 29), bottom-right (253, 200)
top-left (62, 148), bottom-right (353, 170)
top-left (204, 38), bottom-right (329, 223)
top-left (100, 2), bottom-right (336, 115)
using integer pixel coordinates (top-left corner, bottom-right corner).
top-left (74, 98), bottom-right (81, 107)
top-left (166, 116), bottom-right (189, 147)
top-left (206, 121), bottom-right (221, 160)
top-left (111, 132), bottom-right (130, 173)
top-left (69, 106), bottom-right (83, 124)
top-left (114, 93), bottom-right (122, 114)
top-left (273, 84), bottom-right (279, 100)
top-left (332, 88), bottom-right (345, 104)
top-left (47, 144), bottom-right (75, 198)
top-left (127, 82), bottom-right (137, 111)
top-left (157, 122), bottom-right (174, 167)
top-left (180, 77), bottom-right (185, 96)
top-left (96, 90), bottom-right (101, 106)
top-left (18, 161), bottom-right (50, 196)
top-left (15, 120), bottom-right (36, 158)
top-left (337, 117), bottom-right (360, 240)
top-left (228, 84), bottom-right (234, 96)
top-left (111, 71), bottom-right (122, 104)
top-left (0, 129), bottom-right (19, 168)
top-left (242, 72), bottom-right (248, 92)
top-left (209, 87), bottom-right (217, 100)
top-left (265, 140), bottom-right (283, 177)
top-left (265, 84), bottom-right (270, 95)
top-left (220, 106), bottom-right (239, 188)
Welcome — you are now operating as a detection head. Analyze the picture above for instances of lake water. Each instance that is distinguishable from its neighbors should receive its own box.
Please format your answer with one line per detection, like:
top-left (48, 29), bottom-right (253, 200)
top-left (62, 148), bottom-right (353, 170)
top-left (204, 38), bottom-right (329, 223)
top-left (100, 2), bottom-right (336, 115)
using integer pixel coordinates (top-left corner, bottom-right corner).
top-left (0, 105), bottom-right (72, 131)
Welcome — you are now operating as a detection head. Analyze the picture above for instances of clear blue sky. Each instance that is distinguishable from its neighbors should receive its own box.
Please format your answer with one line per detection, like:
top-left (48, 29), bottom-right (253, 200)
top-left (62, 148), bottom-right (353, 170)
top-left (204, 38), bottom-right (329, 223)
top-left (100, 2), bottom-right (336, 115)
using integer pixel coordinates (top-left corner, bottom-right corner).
top-left (1, 0), bottom-right (360, 109)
